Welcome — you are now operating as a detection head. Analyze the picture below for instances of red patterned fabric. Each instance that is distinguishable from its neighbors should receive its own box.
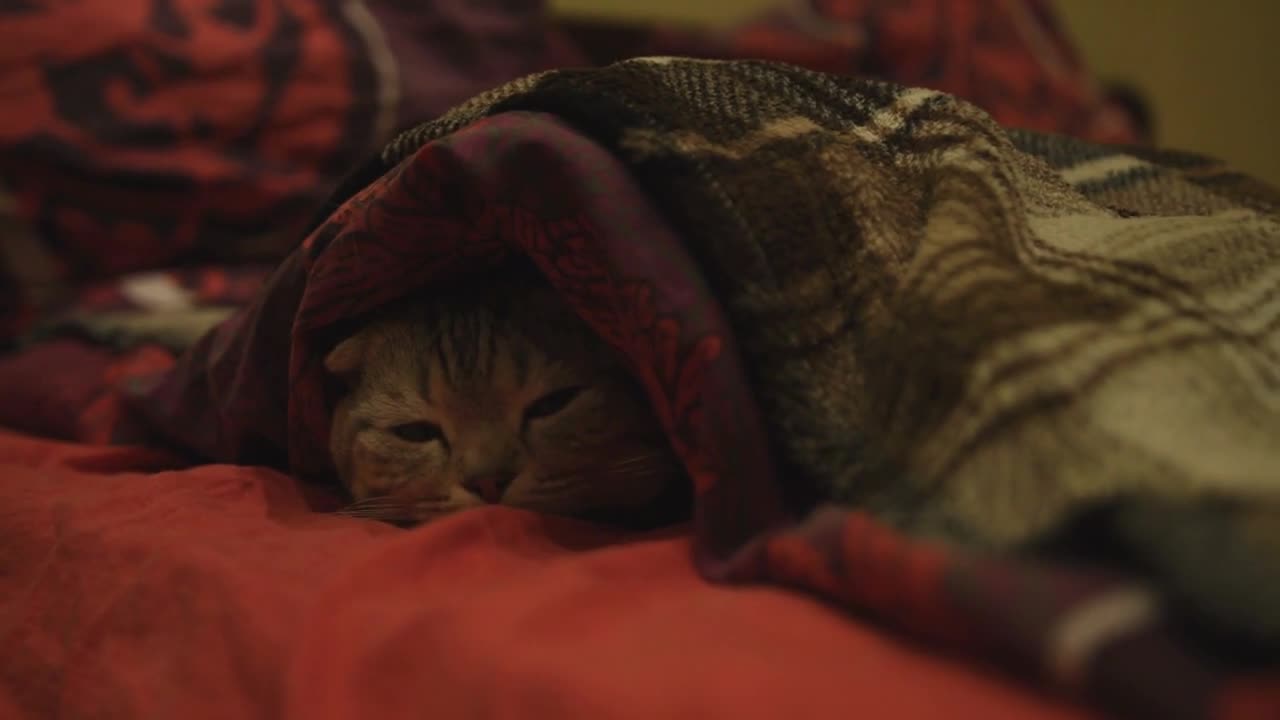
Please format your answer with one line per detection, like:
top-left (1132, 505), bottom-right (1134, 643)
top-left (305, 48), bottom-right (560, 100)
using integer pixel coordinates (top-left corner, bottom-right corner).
top-left (0, 3), bottom-right (1198, 719)
top-left (118, 112), bottom-right (791, 550)
top-left (0, 0), bottom-right (394, 339)
top-left (1, 0), bottom-right (1143, 345)
top-left (100, 110), bottom-right (1276, 720)
top-left (2, 92), bottom-right (1277, 720)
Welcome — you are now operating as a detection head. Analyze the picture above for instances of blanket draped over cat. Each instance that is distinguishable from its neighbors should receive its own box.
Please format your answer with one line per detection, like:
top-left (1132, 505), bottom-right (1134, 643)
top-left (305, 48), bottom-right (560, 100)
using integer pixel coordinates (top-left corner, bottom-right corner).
top-left (123, 60), bottom-right (1280, 719)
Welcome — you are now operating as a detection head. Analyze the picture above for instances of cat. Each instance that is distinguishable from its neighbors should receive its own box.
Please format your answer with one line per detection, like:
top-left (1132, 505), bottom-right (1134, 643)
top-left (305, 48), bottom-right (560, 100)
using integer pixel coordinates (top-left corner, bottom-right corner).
top-left (324, 263), bottom-right (686, 528)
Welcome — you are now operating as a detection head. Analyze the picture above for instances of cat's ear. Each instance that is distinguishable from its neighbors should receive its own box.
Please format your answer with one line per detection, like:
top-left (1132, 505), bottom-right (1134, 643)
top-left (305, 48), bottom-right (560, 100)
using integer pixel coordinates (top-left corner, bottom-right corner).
top-left (324, 333), bottom-right (367, 379)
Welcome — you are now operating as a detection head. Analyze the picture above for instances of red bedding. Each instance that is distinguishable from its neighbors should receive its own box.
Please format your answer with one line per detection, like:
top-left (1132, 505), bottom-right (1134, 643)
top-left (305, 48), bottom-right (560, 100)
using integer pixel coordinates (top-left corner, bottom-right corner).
top-left (0, 428), bottom-right (1093, 720)
top-left (3, 3), bottom-right (1253, 719)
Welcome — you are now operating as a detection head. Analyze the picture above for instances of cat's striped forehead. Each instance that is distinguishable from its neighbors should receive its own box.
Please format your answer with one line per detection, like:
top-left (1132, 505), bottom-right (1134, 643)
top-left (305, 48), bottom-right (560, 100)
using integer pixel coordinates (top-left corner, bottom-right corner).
top-left (366, 277), bottom-right (608, 401)
top-left (416, 297), bottom-right (537, 391)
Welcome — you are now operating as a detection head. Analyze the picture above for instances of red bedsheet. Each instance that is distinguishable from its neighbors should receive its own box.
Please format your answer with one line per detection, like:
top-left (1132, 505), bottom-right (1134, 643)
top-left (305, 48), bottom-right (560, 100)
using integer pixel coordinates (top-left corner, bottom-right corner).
top-left (0, 428), bottom-right (1092, 719)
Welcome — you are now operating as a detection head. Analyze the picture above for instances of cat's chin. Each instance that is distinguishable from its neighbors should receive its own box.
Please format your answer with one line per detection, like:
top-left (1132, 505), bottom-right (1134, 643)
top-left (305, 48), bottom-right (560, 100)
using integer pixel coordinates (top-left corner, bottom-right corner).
top-left (332, 485), bottom-right (486, 526)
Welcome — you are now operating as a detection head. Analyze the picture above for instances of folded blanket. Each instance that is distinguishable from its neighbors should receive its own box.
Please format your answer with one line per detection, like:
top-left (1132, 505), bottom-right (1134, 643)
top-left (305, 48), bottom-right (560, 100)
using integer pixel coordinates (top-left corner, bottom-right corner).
top-left (81, 59), bottom-right (1280, 718)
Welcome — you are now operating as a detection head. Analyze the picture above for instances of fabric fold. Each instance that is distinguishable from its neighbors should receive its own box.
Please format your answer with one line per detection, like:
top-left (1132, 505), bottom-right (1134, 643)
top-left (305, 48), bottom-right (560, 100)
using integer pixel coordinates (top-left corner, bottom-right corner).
top-left (116, 59), bottom-right (1280, 719)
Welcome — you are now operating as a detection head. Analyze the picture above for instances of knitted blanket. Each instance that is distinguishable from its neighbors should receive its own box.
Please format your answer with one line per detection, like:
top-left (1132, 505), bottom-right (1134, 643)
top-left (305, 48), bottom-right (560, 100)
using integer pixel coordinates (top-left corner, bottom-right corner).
top-left (126, 59), bottom-right (1280, 719)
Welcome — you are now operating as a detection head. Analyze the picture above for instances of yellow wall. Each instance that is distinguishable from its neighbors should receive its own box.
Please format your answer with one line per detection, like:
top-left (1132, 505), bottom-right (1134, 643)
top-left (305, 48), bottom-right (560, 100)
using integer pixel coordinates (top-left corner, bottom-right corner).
top-left (1057, 1), bottom-right (1279, 186)
top-left (550, 0), bottom-right (1280, 186)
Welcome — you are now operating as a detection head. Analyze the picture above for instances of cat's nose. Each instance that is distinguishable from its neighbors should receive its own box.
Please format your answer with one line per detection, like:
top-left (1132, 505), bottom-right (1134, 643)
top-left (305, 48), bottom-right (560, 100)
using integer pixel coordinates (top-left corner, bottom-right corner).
top-left (462, 472), bottom-right (515, 503)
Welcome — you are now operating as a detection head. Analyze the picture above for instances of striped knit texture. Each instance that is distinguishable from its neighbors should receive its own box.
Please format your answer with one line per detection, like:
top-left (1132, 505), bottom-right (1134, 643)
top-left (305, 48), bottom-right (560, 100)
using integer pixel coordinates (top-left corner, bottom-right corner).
top-left (385, 55), bottom-right (1280, 637)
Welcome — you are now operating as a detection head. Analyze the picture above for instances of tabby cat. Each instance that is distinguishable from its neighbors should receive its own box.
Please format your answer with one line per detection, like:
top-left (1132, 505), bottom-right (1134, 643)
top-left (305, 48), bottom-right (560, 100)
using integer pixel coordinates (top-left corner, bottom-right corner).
top-left (325, 263), bottom-right (685, 527)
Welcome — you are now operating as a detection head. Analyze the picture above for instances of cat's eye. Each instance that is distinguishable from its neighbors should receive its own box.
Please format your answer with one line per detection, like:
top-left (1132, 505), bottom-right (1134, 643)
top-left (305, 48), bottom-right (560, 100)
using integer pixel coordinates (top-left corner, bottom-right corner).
top-left (390, 421), bottom-right (444, 443)
top-left (524, 386), bottom-right (585, 421)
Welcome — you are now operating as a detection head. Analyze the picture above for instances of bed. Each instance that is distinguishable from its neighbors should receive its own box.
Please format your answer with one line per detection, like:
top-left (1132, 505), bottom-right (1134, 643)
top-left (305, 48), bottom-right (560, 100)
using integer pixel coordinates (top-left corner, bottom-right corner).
top-left (2, 2), bottom-right (1277, 719)
top-left (2, 428), bottom-right (1097, 719)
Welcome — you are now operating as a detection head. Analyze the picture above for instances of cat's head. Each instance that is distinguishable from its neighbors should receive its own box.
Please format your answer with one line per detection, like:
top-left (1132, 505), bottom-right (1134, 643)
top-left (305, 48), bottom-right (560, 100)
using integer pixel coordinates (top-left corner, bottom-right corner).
top-left (325, 273), bottom-right (681, 525)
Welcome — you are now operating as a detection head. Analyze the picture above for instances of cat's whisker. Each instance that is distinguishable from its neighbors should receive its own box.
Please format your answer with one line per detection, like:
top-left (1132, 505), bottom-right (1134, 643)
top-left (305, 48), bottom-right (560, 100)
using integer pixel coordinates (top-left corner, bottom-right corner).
top-left (335, 504), bottom-right (406, 518)
top-left (340, 495), bottom-right (405, 508)
top-left (337, 507), bottom-right (427, 527)
top-left (529, 464), bottom-right (678, 498)
top-left (340, 497), bottom-right (399, 507)
top-left (338, 492), bottom-right (454, 512)
top-left (535, 452), bottom-right (679, 485)
top-left (335, 496), bottom-right (421, 523)
top-left (551, 462), bottom-right (674, 484)
top-left (352, 498), bottom-right (472, 524)
top-left (335, 503), bottom-right (406, 517)
top-left (335, 507), bottom-right (409, 517)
